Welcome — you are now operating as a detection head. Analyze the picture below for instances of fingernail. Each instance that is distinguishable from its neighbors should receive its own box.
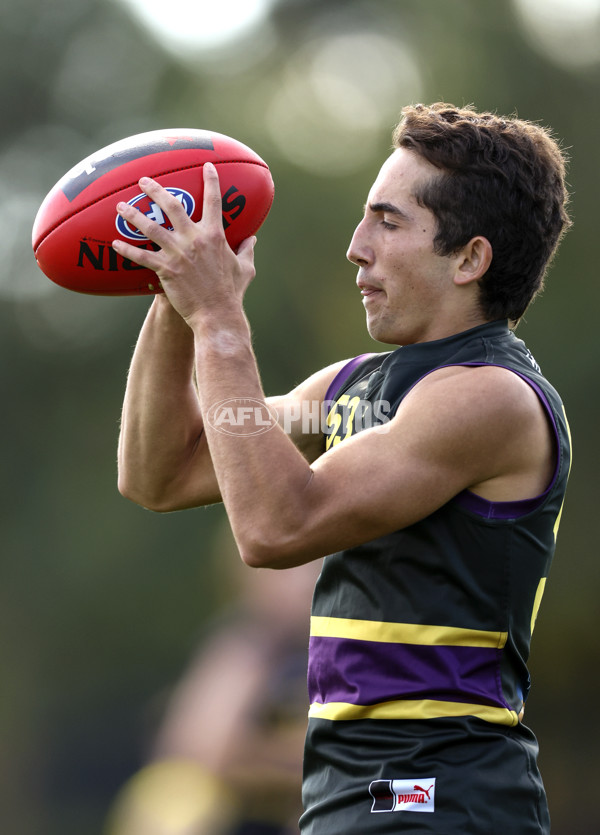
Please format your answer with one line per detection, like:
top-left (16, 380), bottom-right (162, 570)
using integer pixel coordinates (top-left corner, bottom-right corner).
top-left (139, 177), bottom-right (151, 186)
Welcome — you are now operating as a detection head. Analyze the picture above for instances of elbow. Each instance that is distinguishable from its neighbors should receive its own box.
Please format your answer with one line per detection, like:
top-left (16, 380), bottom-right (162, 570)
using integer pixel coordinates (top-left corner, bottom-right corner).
top-left (239, 543), bottom-right (279, 569)
top-left (117, 478), bottom-right (158, 512)
top-left (237, 525), bottom-right (317, 570)
top-left (236, 489), bottom-right (322, 569)
top-left (117, 472), bottom-right (176, 513)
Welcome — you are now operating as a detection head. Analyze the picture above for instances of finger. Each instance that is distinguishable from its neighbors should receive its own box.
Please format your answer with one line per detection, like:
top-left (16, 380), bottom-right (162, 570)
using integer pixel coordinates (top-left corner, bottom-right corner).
top-left (111, 237), bottom-right (161, 272)
top-left (201, 162), bottom-right (224, 228)
top-left (138, 177), bottom-right (193, 232)
top-left (115, 197), bottom-right (174, 249)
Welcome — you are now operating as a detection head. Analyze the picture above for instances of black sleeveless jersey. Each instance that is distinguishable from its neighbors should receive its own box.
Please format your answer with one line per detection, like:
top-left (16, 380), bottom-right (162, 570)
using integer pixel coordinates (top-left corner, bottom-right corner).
top-left (307, 320), bottom-right (571, 729)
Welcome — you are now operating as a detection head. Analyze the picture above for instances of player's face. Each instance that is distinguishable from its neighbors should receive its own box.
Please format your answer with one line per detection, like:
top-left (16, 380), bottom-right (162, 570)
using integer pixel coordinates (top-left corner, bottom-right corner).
top-left (347, 147), bottom-right (463, 345)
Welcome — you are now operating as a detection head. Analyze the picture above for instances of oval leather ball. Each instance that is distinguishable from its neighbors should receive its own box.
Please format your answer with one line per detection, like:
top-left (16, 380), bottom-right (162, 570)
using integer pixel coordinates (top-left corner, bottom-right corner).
top-left (32, 128), bottom-right (275, 296)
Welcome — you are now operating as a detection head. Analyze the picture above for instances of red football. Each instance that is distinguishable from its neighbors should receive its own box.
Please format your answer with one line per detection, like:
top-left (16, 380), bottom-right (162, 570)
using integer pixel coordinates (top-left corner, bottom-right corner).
top-left (32, 128), bottom-right (275, 296)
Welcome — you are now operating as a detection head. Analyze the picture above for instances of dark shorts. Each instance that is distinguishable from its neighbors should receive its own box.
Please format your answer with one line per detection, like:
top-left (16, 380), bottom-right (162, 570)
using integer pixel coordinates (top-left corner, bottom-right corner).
top-left (300, 717), bottom-right (550, 834)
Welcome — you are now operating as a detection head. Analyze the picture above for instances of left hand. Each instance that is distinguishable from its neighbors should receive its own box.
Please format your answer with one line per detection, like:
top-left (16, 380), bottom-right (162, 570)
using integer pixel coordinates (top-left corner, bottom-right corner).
top-left (112, 163), bottom-right (257, 324)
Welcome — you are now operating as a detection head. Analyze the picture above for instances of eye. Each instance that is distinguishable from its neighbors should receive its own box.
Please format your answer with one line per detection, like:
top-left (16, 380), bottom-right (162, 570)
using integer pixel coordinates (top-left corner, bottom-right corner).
top-left (381, 219), bottom-right (397, 230)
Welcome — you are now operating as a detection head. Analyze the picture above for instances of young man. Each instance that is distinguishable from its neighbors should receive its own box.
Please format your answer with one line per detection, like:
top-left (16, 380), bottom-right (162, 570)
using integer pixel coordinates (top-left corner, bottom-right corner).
top-left (115, 103), bottom-right (572, 833)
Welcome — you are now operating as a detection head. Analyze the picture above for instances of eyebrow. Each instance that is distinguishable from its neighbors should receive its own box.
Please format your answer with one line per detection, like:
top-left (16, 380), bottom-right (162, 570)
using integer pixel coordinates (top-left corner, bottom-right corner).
top-left (364, 201), bottom-right (414, 222)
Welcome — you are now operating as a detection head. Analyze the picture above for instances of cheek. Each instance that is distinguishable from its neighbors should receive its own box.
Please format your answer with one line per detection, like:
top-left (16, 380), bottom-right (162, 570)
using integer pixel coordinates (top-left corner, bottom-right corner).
top-left (385, 249), bottom-right (427, 285)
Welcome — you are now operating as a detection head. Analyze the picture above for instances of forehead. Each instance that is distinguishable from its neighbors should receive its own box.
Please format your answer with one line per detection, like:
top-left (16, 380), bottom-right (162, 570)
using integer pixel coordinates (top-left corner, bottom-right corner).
top-left (368, 147), bottom-right (438, 207)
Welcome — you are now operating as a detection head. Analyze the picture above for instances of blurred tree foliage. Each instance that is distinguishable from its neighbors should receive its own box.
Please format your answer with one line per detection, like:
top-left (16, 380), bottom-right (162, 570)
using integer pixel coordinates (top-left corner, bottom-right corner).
top-left (1, 0), bottom-right (598, 832)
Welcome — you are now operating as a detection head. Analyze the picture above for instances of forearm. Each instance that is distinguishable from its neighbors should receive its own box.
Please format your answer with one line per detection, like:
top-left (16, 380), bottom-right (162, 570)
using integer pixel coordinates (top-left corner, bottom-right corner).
top-left (114, 171), bottom-right (314, 526)
top-left (190, 310), bottom-right (317, 565)
top-left (118, 296), bottom-right (220, 510)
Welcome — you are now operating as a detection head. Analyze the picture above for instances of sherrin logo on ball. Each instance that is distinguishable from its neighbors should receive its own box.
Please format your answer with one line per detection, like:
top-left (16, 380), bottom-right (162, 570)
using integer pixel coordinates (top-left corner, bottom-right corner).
top-left (115, 187), bottom-right (196, 242)
top-left (32, 128), bottom-right (274, 296)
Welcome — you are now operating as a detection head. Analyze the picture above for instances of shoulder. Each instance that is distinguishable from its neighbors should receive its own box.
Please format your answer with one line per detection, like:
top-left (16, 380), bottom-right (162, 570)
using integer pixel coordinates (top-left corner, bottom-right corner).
top-left (405, 363), bottom-right (544, 424)
top-left (395, 364), bottom-right (554, 500)
top-left (288, 358), bottom-right (357, 402)
top-left (267, 357), bottom-right (363, 463)
top-left (275, 353), bottom-right (383, 408)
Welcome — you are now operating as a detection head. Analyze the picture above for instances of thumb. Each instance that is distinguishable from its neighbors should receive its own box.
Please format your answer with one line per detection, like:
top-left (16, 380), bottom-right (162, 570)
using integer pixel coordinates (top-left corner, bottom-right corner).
top-left (237, 235), bottom-right (257, 260)
top-left (236, 235), bottom-right (257, 286)
top-left (236, 236), bottom-right (257, 282)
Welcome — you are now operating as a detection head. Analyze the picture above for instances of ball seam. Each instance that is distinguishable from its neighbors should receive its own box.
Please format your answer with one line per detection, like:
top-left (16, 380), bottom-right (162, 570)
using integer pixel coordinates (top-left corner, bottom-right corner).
top-left (35, 159), bottom-right (270, 250)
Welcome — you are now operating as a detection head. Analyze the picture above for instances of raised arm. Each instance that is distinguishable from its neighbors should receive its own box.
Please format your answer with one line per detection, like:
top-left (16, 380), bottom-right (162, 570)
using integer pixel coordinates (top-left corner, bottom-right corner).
top-left (117, 289), bottom-right (347, 512)
top-left (117, 294), bottom-right (220, 510)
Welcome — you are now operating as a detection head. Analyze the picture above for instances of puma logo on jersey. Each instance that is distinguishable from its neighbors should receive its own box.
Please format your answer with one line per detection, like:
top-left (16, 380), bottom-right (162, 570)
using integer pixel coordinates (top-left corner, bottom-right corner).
top-left (369, 778), bottom-right (436, 813)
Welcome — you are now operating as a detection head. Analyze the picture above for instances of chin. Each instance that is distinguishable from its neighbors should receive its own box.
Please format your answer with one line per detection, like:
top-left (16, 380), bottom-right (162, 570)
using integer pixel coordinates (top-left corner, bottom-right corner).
top-left (366, 320), bottom-right (400, 346)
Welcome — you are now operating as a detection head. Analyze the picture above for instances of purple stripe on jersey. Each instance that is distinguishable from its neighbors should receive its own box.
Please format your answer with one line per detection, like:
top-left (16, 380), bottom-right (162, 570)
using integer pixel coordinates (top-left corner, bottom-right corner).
top-left (324, 353), bottom-right (378, 405)
top-left (453, 489), bottom-right (550, 519)
top-left (308, 636), bottom-right (509, 710)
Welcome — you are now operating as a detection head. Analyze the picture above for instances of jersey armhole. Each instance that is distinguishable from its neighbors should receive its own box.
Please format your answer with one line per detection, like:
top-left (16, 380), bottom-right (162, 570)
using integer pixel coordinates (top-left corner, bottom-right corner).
top-left (324, 353), bottom-right (379, 405)
top-left (447, 363), bottom-right (561, 520)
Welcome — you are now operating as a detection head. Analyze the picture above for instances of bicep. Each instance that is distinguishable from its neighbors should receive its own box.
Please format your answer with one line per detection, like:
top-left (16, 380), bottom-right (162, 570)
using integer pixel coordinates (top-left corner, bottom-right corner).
top-left (302, 405), bottom-right (473, 553)
top-left (276, 366), bottom-right (541, 564)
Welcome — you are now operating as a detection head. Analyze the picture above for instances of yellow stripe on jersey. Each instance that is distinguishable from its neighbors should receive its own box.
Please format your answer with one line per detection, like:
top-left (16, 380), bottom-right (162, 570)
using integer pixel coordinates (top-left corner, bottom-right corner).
top-left (310, 615), bottom-right (507, 649)
top-left (554, 404), bottom-right (572, 541)
top-left (308, 699), bottom-right (520, 727)
top-left (530, 577), bottom-right (547, 635)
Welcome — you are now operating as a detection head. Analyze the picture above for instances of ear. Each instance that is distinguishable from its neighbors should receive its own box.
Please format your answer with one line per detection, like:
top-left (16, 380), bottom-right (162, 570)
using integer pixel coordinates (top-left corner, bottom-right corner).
top-left (453, 236), bottom-right (493, 286)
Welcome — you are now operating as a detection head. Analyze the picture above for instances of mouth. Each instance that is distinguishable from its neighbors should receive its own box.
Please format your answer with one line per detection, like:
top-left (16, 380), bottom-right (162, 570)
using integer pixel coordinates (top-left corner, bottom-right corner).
top-left (359, 284), bottom-right (384, 304)
top-left (356, 269), bottom-right (385, 306)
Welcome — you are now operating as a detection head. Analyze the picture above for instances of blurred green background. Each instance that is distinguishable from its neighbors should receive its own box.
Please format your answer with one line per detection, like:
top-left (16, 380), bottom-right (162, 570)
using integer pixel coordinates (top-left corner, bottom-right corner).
top-left (2, 0), bottom-right (598, 832)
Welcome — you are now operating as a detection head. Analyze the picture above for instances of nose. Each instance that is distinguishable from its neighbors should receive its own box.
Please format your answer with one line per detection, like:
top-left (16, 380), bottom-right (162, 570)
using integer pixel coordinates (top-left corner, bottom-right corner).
top-left (346, 218), bottom-right (372, 266)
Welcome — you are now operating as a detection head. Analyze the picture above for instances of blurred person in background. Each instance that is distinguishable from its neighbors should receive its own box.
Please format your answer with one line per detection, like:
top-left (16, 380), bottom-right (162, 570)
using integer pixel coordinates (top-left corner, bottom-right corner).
top-left (107, 532), bottom-right (320, 835)
top-left (114, 103), bottom-right (572, 833)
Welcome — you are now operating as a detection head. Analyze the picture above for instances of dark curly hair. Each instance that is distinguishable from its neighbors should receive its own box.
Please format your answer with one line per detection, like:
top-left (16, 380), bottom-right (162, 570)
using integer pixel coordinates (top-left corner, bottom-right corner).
top-left (392, 103), bottom-right (572, 323)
